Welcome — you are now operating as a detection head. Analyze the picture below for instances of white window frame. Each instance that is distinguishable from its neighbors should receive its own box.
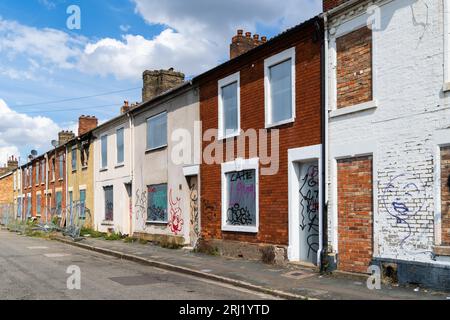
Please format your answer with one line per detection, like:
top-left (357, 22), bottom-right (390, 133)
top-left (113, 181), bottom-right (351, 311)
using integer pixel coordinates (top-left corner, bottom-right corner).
top-left (218, 71), bottom-right (241, 140)
top-left (100, 134), bottom-right (108, 170)
top-left (221, 157), bottom-right (259, 233)
top-left (146, 112), bottom-right (168, 151)
top-left (115, 126), bottom-right (125, 166)
top-left (264, 47), bottom-right (296, 128)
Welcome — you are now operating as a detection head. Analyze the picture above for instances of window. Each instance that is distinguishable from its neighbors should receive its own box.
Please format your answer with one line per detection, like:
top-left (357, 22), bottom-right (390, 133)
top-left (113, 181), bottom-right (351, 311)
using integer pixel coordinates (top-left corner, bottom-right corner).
top-left (147, 112), bottom-right (167, 151)
top-left (264, 47), bottom-right (296, 127)
top-left (116, 128), bottom-right (124, 164)
top-left (68, 191), bottom-right (73, 217)
top-left (17, 198), bottom-right (22, 218)
top-left (59, 154), bottom-right (64, 179)
top-left (72, 147), bottom-right (77, 171)
top-left (218, 72), bottom-right (240, 139)
top-left (41, 160), bottom-right (45, 184)
top-left (104, 186), bottom-right (113, 221)
top-left (221, 158), bottom-right (259, 233)
top-left (36, 195), bottom-right (41, 217)
top-left (27, 194), bottom-right (31, 218)
top-left (441, 146), bottom-right (450, 246)
top-left (56, 191), bottom-right (62, 216)
top-left (13, 172), bottom-right (16, 190)
top-left (80, 189), bottom-right (86, 219)
top-left (35, 164), bottom-right (39, 185)
top-left (51, 158), bottom-right (55, 181)
top-left (101, 135), bottom-right (108, 169)
top-left (147, 184), bottom-right (168, 223)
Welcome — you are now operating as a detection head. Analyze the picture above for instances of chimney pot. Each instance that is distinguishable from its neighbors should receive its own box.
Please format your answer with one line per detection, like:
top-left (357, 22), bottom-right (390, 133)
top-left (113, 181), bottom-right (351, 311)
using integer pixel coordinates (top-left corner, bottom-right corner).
top-left (245, 32), bottom-right (252, 38)
top-left (230, 30), bottom-right (267, 59)
top-left (237, 29), bottom-right (243, 36)
top-left (261, 36), bottom-right (267, 43)
top-left (253, 34), bottom-right (259, 41)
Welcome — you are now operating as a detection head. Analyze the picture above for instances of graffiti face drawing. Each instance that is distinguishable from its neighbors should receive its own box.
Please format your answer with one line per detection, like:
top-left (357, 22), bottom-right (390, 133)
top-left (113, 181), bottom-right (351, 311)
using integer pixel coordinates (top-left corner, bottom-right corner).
top-left (382, 173), bottom-right (426, 247)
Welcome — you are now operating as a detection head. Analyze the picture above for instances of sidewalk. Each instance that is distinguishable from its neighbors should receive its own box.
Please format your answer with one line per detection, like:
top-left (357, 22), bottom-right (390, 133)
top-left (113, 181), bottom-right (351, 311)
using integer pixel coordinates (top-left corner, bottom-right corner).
top-left (51, 234), bottom-right (449, 300)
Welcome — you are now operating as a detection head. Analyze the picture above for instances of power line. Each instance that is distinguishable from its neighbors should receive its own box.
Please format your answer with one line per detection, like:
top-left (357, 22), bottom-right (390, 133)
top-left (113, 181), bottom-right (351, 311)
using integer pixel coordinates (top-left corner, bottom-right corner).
top-left (1, 103), bottom-right (123, 115)
top-left (8, 87), bottom-right (141, 108)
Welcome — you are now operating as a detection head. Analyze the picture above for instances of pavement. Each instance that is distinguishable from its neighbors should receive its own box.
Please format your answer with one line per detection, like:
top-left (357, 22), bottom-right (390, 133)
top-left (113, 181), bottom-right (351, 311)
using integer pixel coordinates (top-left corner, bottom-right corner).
top-left (41, 231), bottom-right (450, 300)
top-left (0, 230), bottom-right (278, 300)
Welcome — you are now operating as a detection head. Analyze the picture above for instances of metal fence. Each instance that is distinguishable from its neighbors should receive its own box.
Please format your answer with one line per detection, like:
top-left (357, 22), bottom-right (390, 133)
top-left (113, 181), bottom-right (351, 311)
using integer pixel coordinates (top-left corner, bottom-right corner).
top-left (0, 201), bottom-right (91, 241)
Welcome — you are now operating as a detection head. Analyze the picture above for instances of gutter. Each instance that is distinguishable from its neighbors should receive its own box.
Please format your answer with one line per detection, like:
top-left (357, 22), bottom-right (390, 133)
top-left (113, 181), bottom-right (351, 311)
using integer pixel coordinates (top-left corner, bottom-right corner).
top-left (126, 112), bottom-right (134, 236)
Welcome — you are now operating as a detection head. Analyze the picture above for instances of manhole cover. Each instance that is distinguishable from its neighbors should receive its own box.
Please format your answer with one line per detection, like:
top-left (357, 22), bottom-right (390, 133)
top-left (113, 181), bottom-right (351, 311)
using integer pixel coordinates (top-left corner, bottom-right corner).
top-left (109, 275), bottom-right (165, 286)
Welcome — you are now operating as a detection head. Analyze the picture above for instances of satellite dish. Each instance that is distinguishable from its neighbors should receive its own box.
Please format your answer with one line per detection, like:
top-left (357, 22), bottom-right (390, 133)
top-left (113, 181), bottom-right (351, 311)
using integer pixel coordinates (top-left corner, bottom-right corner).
top-left (51, 140), bottom-right (59, 148)
top-left (31, 150), bottom-right (38, 157)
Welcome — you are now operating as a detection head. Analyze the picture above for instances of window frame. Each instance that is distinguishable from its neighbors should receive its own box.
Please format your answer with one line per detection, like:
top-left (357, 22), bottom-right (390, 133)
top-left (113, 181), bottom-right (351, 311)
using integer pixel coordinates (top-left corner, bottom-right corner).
top-left (100, 134), bottom-right (108, 170)
top-left (221, 158), bottom-right (259, 233)
top-left (146, 183), bottom-right (168, 224)
top-left (218, 71), bottom-right (241, 140)
top-left (71, 147), bottom-right (77, 172)
top-left (264, 47), bottom-right (296, 129)
top-left (58, 154), bottom-right (64, 181)
top-left (41, 160), bottom-right (45, 184)
top-left (36, 194), bottom-right (41, 217)
top-left (104, 186), bottom-right (114, 221)
top-left (35, 163), bottom-right (39, 186)
top-left (146, 112), bottom-right (168, 152)
top-left (116, 126), bottom-right (125, 166)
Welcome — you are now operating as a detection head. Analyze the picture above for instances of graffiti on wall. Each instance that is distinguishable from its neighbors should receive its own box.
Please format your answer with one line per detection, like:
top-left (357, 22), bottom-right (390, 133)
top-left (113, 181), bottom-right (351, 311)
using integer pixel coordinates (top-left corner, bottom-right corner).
top-left (169, 189), bottom-right (184, 235)
top-left (381, 172), bottom-right (432, 257)
top-left (148, 185), bottom-right (168, 222)
top-left (189, 181), bottom-right (200, 246)
top-left (299, 164), bottom-right (320, 259)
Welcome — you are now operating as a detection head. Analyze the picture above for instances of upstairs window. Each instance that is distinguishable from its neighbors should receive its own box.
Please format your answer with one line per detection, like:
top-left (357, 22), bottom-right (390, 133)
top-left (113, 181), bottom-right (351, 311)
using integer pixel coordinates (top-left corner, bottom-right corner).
top-left (116, 127), bottom-right (124, 165)
top-left (147, 112), bottom-right (167, 151)
top-left (59, 154), bottom-right (64, 180)
top-left (264, 47), bottom-right (296, 128)
top-left (218, 72), bottom-right (240, 139)
top-left (72, 147), bottom-right (77, 171)
top-left (41, 160), bottom-right (45, 184)
top-left (35, 164), bottom-right (39, 185)
top-left (101, 135), bottom-right (108, 169)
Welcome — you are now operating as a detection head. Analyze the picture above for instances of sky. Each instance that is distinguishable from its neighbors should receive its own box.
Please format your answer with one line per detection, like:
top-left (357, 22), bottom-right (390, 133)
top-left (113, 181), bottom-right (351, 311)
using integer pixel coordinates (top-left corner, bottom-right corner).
top-left (0, 0), bottom-right (322, 166)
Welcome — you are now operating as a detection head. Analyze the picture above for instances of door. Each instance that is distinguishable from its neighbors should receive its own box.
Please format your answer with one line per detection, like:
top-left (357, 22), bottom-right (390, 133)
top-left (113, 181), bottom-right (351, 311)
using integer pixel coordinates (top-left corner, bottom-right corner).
top-left (298, 161), bottom-right (320, 265)
top-left (188, 177), bottom-right (200, 248)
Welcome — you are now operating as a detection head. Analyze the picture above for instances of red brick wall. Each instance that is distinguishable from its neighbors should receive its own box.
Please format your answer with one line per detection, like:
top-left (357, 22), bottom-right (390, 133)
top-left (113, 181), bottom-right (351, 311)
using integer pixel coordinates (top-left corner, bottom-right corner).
top-left (441, 146), bottom-right (450, 246)
top-left (199, 21), bottom-right (322, 246)
top-left (0, 174), bottom-right (13, 204)
top-left (337, 156), bottom-right (373, 273)
top-left (323, 0), bottom-right (351, 11)
top-left (336, 27), bottom-right (373, 109)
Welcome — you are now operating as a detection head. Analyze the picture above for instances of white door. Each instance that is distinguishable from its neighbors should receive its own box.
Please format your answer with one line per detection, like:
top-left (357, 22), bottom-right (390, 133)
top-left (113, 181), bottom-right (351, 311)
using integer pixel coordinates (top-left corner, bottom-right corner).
top-left (298, 161), bottom-right (320, 265)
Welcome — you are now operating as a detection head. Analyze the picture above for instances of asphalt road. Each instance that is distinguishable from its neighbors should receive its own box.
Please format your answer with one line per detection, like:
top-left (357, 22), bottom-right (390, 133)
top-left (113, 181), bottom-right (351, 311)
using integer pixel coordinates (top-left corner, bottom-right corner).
top-left (0, 230), bottom-right (277, 300)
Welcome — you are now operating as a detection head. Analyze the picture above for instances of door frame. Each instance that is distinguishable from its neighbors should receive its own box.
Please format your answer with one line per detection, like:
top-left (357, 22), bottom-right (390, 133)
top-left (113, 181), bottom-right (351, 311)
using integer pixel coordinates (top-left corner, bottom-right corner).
top-left (288, 144), bottom-right (323, 265)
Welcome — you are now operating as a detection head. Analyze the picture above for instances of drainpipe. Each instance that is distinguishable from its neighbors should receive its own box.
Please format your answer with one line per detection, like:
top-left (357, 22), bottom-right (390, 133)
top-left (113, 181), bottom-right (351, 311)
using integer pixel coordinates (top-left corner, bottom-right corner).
top-left (45, 153), bottom-right (49, 223)
top-left (127, 112), bottom-right (134, 236)
top-left (320, 13), bottom-right (330, 273)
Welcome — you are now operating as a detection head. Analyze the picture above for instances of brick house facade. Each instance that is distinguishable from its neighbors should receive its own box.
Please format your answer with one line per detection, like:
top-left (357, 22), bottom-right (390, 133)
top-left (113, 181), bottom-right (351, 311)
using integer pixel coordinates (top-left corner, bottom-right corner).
top-left (197, 17), bottom-right (323, 265)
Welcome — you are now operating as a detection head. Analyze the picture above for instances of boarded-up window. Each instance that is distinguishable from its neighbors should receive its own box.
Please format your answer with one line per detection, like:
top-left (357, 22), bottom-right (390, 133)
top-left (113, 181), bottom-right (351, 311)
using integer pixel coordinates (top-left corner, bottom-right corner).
top-left (56, 191), bottom-right (62, 216)
top-left (147, 184), bottom-right (168, 222)
top-left (104, 186), bottom-right (113, 221)
top-left (336, 27), bottom-right (373, 109)
top-left (441, 146), bottom-right (450, 245)
top-left (225, 170), bottom-right (257, 227)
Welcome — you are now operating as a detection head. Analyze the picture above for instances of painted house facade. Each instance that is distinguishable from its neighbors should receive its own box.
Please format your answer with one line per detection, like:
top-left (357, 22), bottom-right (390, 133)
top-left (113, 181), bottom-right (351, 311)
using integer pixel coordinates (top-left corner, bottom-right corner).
top-left (324, 0), bottom-right (450, 289)
top-left (197, 18), bottom-right (324, 266)
top-left (93, 111), bottom-right (133, 235)
top-left (66, 116), bottom-right (98, 228)
top-left (131, 79), bottom-right (201, 247)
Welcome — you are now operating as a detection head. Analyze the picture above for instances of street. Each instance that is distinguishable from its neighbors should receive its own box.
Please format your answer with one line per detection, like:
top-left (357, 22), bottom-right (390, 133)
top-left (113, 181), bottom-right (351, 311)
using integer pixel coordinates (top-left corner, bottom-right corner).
top-left (0, 231), bottom-right (277, 300)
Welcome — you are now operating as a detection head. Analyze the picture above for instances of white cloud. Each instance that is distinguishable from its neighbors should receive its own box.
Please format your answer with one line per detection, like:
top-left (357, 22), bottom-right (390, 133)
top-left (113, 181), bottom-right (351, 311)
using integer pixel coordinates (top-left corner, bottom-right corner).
top-left (0, 1), bottom-right (321, 80)
top-left (0, 99), bottom-right (63, 161)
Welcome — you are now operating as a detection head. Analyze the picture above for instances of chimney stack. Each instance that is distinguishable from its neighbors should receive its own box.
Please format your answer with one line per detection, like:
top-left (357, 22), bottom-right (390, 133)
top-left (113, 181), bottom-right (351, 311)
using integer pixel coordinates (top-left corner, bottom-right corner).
top-left (58, 130), bottom-right (75, 145)
top-left (78, 115), bottom-right (98, 136)
top-left (7, 156), bottom-right (18, 170)
top-left (121, 101), bottom-right (130, 114)
top-left (142, 68), bottom-right (185, 102)
top-left (230, 29), bottom-right (267, 60)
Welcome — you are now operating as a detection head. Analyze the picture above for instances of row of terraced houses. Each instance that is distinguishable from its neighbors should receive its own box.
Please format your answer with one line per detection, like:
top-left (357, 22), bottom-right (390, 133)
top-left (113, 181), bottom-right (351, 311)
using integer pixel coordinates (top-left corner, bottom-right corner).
top-left (1, 0), bottom-right (450, 291)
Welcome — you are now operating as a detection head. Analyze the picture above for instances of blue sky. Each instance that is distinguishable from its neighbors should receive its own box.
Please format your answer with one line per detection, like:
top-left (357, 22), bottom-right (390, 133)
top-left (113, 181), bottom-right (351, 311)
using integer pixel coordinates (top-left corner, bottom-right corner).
top-left (0, 0), bottom-right (321, 165)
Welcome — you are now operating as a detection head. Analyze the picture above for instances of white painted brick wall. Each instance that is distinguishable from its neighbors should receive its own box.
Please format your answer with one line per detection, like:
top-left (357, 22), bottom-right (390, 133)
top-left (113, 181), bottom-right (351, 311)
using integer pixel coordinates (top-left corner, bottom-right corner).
top-left (328, 0), bottom-right (450, 264)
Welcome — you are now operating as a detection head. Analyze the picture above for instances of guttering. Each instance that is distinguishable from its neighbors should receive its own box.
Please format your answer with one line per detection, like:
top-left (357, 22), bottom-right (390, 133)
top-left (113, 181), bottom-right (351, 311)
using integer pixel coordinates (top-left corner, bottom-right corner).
top-left (323, 0), bottom-right (366, 18)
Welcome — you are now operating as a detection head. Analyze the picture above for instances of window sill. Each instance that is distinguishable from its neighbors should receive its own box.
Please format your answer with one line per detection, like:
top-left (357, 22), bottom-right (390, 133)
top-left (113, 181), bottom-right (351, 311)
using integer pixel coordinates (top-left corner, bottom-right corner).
top-left (99, 168), bottom-right (108, 172)
top-left (222, 225), bottom-right (258, 234)
top-left (115, 163), bottom-right (125, 169)
top-left (443, 82), bottom-right (450, 92)
top-left (265, 118), bottom-right (295, 129)
top-left (330, 100), bottom-right (378, 118)
top-left (218, 131), bottom-right (240, 141)
top-left (146, 221), bottom-right (168, 226)
top-left (72, 170), bottom-right (77, 174)
top-left (145, 145), bottom-right (167, 154)
top-left (81, 166), bottom-right (88, 170)
top-left (433, 246), bottom-right (450, 257)
top-left (101, 220), bottom-right (114, 226)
